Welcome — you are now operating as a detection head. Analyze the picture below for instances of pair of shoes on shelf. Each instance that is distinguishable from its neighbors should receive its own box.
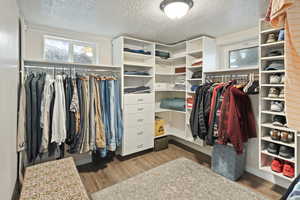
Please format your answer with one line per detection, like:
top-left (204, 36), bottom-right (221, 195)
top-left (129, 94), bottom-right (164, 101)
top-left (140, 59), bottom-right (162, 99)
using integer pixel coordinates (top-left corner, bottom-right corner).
top-left (270, 74), bottom-right (285, 84)
top-left (268, 88), bottom-right (284, 98)
top-left (272, 115), bottom-right (287, 127)
top-left (266, 30), bottom-right (285, 43)
top-left (271, 158), bottom-right (294, 178)
top-left (270, 101), bottom-right (284, 112)
top-left (267, 142), bottom-right (294, 159)
top-left (270, 129), bottom-right (294, 143)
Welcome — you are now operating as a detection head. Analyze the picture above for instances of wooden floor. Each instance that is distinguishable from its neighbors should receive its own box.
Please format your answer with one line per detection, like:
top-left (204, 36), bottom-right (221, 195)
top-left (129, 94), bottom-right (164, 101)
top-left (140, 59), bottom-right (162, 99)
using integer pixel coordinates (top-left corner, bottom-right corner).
top-left (77, 141), bottom-right (286, 199)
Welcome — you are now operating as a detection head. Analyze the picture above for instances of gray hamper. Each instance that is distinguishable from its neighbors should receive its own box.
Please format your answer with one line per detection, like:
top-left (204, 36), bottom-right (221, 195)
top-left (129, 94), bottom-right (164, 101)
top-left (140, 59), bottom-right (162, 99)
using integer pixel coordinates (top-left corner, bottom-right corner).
top-left (212, 143), bottom-right (246, 181)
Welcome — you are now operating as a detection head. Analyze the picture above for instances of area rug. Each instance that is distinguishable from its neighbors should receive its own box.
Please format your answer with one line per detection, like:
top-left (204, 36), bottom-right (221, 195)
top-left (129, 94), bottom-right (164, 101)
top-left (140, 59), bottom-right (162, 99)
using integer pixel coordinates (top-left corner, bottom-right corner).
top-left (91, 158), bottom-right (268, 200)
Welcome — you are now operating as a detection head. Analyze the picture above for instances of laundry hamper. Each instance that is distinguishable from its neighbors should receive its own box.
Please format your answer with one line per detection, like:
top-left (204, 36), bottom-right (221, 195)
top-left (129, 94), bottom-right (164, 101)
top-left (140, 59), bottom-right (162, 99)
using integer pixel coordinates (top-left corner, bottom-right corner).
top-left (212, 143), bottom-right (246, 181)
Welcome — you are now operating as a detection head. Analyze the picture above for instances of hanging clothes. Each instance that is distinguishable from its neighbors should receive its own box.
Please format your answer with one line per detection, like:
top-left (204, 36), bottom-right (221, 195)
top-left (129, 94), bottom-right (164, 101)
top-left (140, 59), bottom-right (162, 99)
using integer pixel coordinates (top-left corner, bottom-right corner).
top-left (269, 0), bottom-right (300, 131)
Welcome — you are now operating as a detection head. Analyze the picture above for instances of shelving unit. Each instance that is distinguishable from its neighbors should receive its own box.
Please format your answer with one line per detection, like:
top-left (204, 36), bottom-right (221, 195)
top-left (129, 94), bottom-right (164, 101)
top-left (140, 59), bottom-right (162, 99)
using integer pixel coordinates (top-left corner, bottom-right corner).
top-left (259, 19), bottom-right (299, 181)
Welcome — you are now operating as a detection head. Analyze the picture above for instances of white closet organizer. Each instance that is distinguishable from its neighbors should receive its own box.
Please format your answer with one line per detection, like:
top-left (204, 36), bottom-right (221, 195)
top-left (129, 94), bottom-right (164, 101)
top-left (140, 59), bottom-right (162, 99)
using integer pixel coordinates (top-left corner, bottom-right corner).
top-left (259, 19), bottom-right (299, 181)
top-left (113, 36), bottom-right (217, 156)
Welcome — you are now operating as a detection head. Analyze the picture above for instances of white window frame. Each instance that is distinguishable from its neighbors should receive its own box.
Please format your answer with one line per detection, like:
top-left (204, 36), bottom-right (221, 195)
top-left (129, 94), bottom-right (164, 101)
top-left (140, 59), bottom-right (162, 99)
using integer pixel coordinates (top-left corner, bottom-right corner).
top-left (43, 35), bottom-right (97, 64)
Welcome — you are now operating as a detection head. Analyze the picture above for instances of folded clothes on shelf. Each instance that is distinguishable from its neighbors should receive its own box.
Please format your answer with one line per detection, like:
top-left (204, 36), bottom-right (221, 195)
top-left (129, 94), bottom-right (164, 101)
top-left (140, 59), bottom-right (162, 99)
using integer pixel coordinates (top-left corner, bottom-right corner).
top-left (160, 98), bottom-right (185, 111)
top-left (192, 60), bottom-right (203, 66)
top-left (191, 70), bottom-right (202, 78)
top-left (191, 85), bottom-right (199, 91)
top-left (124, 86), bottom-right (151, 94)
top-left (264, 61), bottom-right (284, 70)
top-left (155, 50), bottom-right (170, 59)
top-left (173, 83), bottom-right (185, 90)
top-left (124, 48), bottom-right (151, 55)
top-left (124, 70), bottom-right (150, 76)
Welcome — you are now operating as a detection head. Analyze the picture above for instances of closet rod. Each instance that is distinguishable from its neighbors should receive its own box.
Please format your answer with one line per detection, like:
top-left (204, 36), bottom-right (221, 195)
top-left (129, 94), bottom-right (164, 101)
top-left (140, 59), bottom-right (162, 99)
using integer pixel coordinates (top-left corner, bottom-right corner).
top-left (23, 65), bottom-right (119, 73)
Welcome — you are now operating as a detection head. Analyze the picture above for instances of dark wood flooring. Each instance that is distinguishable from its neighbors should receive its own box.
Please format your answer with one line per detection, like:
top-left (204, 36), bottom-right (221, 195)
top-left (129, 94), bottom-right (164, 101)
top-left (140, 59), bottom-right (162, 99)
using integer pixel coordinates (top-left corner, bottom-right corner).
top-left (77, 141), bottom-right (286, 199)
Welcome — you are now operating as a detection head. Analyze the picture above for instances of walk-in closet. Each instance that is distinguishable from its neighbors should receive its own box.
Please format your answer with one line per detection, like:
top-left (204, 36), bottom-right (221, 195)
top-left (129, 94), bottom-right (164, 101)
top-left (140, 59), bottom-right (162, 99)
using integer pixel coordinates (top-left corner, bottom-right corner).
top-left (1, 0), bottom-right (300, 200)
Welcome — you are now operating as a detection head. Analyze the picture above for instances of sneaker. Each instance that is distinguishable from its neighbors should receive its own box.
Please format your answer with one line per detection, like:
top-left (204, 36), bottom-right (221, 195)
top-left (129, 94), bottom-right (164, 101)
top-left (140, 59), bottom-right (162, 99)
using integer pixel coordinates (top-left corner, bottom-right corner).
top-left (272, 115), bottom-right (287, 126)
top-left (267, 142), bottom-right (280, 155)
top-left (279, 89), bottom-right (284, 98)
top-left (268, 49), bottom-right (284, 57)
top-left (271, 159), bottom-right (283, 173)
top-left (270, 129), bottom-right (281, 141)
top-left (269, 75), bottom-right (281, 84)
top-left (266, 33), bottom-right (276, 43)
top-left (280, 74), bottom-right (285, 84)
top-left (271, 101), bottom-right (284, 112)
top-left (281, 131), bottom-right (294, 143)
top-left (268, 87), bottom-right (280, 98)
top-left (279, 146), bottom-right (294, 159)
top-left (283, 162), bottom-right (294, 178)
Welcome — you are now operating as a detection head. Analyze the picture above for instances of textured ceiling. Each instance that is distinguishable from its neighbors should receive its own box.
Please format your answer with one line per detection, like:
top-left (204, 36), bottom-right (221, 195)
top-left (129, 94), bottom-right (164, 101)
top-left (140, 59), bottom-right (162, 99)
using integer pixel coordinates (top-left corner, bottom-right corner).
top-left (17, 0), bottom-right (268, 44)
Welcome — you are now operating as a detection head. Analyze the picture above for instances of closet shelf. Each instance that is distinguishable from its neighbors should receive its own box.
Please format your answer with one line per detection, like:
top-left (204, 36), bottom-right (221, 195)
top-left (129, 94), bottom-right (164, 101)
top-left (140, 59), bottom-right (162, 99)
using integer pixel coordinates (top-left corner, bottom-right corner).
top-left (155, 73), bottom-right (186, 76)
top-left (155, 55), bottom-right (186, 62)
top-left (124, 75), bottom-right (153, 78)
top-left (261, 123), bottom-right (296, 132)
top-left (261, 149), bottom-right (295, 163)
top-left (204, 66), bottom-right (259, 73)
top-left (260, 27), bottom-right (283, 34)
top-left (154, 134), bottom-right (170, 139)
top-left (187, 50), bottom-right (203, 58)
top-left (261, 55), bottom-right (284, 61)
top-left (261, 110), bottom-right (285, 116)
top-left (187, 65), bottom-right (202, 69)
top-left (124, 51), bottom-right (154, 59)
top-left (23, 59), bottom-right (121, 70)
top-left (261, 136), bottom-right (295, 148)
top-left (187, 78), bottom-right (202, 81)
top-left (260, 166), bottom-right (295, 181)
top-left (155, 90), bottom-right (186, 92)
top-left (261, 70), bottom-right (285, 74)
top-left (155, 108), bottom-right (186, 114)
top-left (260, 41), bottom-right (285, 48)
top-left (261, 83), bottom-right (284, 87)
top-left (124, 62), bottom-right (153, 68)
top-left (187, 90), bottom-right (196, 93)
top-left (261, 97), bottom-right (285, 101)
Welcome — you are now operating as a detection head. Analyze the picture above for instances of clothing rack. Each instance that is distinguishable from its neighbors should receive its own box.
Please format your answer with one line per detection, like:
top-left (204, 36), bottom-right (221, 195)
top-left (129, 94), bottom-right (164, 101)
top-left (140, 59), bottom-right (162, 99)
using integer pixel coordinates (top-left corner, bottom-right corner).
top-left (205, 72), bottom-right (259, 83)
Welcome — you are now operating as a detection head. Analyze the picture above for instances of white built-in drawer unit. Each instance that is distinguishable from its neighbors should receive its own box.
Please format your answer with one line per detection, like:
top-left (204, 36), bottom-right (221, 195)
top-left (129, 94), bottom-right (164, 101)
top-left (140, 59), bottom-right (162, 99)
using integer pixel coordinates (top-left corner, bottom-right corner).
top-left (122, 93), bottom-right (155, 156)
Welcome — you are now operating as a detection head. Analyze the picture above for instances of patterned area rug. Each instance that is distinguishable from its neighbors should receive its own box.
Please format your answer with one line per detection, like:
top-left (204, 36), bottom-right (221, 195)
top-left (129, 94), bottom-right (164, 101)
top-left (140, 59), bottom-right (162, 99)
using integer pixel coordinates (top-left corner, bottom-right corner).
top-left (92, 157), bottom-right (269, 200)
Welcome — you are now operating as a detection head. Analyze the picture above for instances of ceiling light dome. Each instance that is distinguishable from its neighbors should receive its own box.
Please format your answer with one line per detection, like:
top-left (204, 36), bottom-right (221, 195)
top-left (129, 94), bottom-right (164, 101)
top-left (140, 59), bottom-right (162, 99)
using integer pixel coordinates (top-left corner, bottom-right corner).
top-left (160, 0), bottom-right (193, 19)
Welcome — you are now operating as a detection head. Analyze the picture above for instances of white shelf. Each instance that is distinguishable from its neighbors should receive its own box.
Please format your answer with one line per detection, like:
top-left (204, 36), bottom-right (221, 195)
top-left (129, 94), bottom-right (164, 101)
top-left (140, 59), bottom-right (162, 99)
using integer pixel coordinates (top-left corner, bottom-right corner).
top-left (261, 70), bottom-right (285, 74)
top-left (155, 89), bottom-right (186, 92)
top-left (261, 123), bottom-right (296, 132)
top-left (187, 78), bottom-right (202, 81)
top-left (124, 51), bottom-right (153, 59)
top-left (261, 84), bottom-right (284, 87)
top-left (24, 59), bottom-right (121, 69)
top-left (260, 166), bottom-right (294, 181)
top-left (155, 108), bottom-right (186, 114)
top-left (261, 110), bottom-right (285, 116)
top-left (261, 136), bottom-right (295, 148)
top-left (261, 149), bottom-right (295, 163)
top-left (262, 97), bottom-right (285, 101)
top-left (187, 65), bottom-right (203, 69)
top-left (155, 55), bottom-right (186, 62)
top-left (261, 27), bottom-right (283, 34)
top-left (187, 90), bottom-right (195, 93)
top-left (261, 55), bottom-right (284, 61)
top-left (204, 66), bottom-right (259, 73)
top-left (124, 75), bottom-right (153, 78)
top-left (124, 62), bottom-right (153, 68)
top-left (155, 72), bottom-right (186, 76)
top-left (154, 134), bottom-right (170, 139)
top-left (261, 41), bottom-right (285, 48)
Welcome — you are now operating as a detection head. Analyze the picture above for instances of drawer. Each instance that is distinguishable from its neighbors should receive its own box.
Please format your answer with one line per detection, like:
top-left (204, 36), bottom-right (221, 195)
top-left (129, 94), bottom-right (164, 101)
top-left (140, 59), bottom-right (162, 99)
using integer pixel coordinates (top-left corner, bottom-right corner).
top-left (124, 103), bottom-right (154, 114)
top-left (122, 125), bottom-right (154, 156)
top-left (124, 112), bottom-right (154, 128)
top-left (124, 93), bottom-right (154, 105)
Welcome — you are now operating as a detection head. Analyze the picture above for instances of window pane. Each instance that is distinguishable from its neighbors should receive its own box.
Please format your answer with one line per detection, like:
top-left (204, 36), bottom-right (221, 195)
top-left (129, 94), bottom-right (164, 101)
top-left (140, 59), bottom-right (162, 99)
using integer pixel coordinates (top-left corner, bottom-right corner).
top-left (44, 38), bottom-right (69, 62)
top-left (73, 44), bottom-right (94, 64)
top-left (229, 47), bottom-right (258, 68)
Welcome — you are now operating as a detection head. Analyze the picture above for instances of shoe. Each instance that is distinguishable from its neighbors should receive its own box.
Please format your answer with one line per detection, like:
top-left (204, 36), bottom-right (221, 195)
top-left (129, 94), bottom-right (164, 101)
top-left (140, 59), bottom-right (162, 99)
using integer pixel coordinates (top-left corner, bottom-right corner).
top-left (279, 146), bottom-right (294, 159)
top-left (272, 115), bottom-right (287, 126)
top-left (281, 131), bottom-right (294, 143)
top-left (265, 61), bottom-right (284, 71)
top-left (266, 33), bottom-right (276, 43)
top-left (271, 101), bottom-right (284, 112)
top-left (268, 87), bottom-right (280, 98)
top-left (267, 142), bottom-right (280, 154)
top-left (271, 159), bottom-right (283, 173)
top-left (283, 162), bottom-right (294, 178)
top-left (270, 129), bottom-right (281, 141)
top-left (269, 75), bottom-right (281, 84)
top-left (278, 29), bottom-right (285, 41)
top-left (268, 49), bottom-right (284, 57)
top-left (280, 74), bottom-right (285, 84)
top-left (279, 89), bottom-right (284, 98)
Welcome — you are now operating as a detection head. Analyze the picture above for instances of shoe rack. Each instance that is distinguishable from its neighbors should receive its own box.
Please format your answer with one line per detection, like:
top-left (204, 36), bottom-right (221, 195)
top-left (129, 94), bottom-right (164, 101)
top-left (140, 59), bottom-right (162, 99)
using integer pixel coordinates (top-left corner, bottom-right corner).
top-left (259, 19), bottom-right (299, 181)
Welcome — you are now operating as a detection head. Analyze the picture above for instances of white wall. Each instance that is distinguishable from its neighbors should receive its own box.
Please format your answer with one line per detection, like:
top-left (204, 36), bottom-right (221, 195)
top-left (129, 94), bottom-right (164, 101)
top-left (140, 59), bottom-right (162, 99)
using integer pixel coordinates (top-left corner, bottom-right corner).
top-left (0, 0), bottom-right (19, 199)
top-left (23, 23), bottom-right (113, 65)
top-left (216, 28), bottom-right (290, 188)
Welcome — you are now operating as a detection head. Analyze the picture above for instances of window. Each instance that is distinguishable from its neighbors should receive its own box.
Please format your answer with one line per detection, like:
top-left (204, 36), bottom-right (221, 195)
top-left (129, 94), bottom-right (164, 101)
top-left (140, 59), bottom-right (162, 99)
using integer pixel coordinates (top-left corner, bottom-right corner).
top-left (44, 36), bottom-right (96, 64)
top-left (229, 46), bottom-right (258, 68)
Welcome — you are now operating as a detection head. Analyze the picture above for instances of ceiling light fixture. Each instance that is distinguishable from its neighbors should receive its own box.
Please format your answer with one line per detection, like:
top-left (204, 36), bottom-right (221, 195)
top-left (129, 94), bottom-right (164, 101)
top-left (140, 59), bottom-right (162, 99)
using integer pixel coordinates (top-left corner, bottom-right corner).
top-left (160, 0), bottom-right (193, 20)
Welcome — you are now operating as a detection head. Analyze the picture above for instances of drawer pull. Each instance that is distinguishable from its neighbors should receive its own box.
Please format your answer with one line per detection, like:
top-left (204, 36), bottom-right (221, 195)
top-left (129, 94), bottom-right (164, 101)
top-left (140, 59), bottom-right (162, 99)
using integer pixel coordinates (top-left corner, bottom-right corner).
top-left (137, 108), bottom-right (144, 111)
top-left (137, 99), bottom-right (144, 102)
top-left (137, 119), bottom-right (144, 122)
top-left (137, 144), bottom-right (144, 149)
top-left (137, 131), bottom-right (143, 135)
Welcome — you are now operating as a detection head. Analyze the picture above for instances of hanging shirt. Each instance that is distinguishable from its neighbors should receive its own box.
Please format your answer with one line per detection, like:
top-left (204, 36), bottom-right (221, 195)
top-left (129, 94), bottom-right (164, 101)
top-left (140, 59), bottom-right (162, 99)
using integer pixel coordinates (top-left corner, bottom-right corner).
top-left (17, 82), bottom-right (26, 152)
top-left (270, 0), bottom-right (300, 131)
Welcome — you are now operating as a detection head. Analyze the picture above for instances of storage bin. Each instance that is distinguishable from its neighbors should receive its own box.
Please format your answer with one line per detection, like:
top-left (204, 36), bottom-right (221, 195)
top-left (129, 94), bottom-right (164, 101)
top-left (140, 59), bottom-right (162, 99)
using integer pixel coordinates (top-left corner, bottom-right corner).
top-left (154, 136), bottom-right (168, 151)
top-left (212, 143), bottom-right (246, 181)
